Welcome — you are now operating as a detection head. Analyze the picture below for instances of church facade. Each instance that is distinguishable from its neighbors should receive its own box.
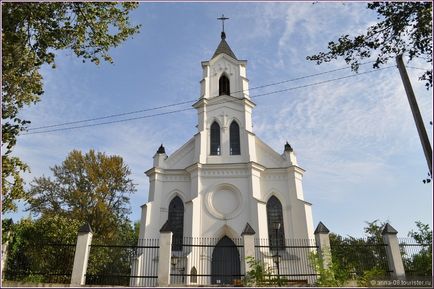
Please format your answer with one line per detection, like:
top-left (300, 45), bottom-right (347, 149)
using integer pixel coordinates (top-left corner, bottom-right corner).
top-left (135, 28), bottom-right (315, 285)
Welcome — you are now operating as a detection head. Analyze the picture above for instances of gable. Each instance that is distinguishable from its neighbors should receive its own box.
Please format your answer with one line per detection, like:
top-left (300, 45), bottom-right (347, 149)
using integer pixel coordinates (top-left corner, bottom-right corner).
top-left (165, 137), bottom-right (195, 169)
top-left (254, 136), bottom-right (287, 168)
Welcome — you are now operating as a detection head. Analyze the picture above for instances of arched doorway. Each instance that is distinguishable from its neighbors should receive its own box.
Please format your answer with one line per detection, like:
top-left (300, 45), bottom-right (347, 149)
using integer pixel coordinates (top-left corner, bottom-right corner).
top-left (211, 236), bottom-right (241, 285)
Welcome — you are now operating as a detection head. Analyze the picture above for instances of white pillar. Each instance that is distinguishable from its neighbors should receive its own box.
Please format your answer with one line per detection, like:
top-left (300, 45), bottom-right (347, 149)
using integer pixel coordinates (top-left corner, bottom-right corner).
top-left (314, 222), bottom-right (332, 270)
top-left (242, 223), bottom-right (256, 274)
top-left (382, 223), bottom-right (406, 280)
top-left (71, 223), bottom-right (93, 286)
top-left (158, 221), bottom-right (173, 287)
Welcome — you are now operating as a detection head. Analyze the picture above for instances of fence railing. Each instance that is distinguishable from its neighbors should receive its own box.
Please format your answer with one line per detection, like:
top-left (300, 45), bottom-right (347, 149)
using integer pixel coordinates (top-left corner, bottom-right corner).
top-left (399, 237), bottom-right (432, 277)
top-left (170, 237), bottom-right (245, 286)
top-left (86, 239), bottom-right (159, 287)
top-left (330, 237), bottom-right (390, 276)
top-left (254, 238), bottom-right (318, 285)
top-left (4, 243), bottom-right (76, 284)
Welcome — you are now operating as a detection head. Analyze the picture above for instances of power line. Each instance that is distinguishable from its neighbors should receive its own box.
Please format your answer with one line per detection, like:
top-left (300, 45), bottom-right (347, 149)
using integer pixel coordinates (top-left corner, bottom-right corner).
top-left (28, 61), bottom-right (375, 131)
top-left (21, 65), bottom-right (394, 136)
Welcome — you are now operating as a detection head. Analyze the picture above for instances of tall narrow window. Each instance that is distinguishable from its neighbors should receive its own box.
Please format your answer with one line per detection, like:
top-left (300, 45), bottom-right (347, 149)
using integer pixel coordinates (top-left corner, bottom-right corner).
top-left (230, 121), bottom-right (240, 155)
top-left (168, 196), bottom-right (184, 251)
top-left (210, 122), bottom-right (221, 155)
top-left (219, 75), bottom-right (230, 96)
top-left (266, 196), bottom-right (285, 251)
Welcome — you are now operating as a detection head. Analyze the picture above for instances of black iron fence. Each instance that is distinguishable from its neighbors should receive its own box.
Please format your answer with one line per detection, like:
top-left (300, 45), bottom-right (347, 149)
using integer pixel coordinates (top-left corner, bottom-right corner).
top-left (4, 243), bottom-right (76, 284)
top-left (330, 237), bottom-right (390, 276)
top-left (170, 236), bottom-right (245, 286)
top-left (254, 238), bottom-right (318, 286)
top-left (86, 238), bottom-right (159, 287)
top-left (399, 237), bottom-right (432, 277)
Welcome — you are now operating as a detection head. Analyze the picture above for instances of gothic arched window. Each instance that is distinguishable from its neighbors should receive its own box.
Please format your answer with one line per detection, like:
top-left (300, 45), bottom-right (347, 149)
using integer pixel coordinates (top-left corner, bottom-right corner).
top-left (219, 75), bottom-right (230, 96)
top-left (210, 122), bottom-right (221, 155)
top-left (230, 121), bottom-right (240, 155)
top-left (266, 196), bottom-right (285, 251)
top-left (168, 196), bottom-right (184, 251)
top-left (190, 267), bottom-right (197, 283)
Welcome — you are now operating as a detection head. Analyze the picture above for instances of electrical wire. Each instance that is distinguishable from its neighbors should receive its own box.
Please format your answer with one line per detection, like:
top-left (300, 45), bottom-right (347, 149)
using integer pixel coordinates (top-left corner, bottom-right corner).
top-left (21, 65), bottom-right (394, 136)
top-left (27, 61), bottom-right (376, 131)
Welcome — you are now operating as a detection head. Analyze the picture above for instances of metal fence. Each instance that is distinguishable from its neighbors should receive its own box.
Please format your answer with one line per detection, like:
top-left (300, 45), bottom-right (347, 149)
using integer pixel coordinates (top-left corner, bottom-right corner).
top-left (4, 243), bottom-right (76, 284)
top-left (330, 237), bottom-right (390, 276)
top-left (399, 237), bottom-right (432, 277)
top-left (254, 238), bottom-right (318, 286)
top-left (170, 236), bottom-right (245, 286)
top-left (86, 239), bottom-right (159, 287)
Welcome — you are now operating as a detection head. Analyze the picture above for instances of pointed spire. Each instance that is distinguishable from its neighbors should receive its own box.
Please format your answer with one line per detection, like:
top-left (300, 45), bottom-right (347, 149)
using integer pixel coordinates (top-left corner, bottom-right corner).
top-left (157, 144), bottom-right (165, 154)
top-left (284, 142), bottom-right (293, 152)
top-left (160, 220), bottom-right (172, 232)
top-left (382, 223), bottom-right (398, 235)
top-left (314, 222), bottom-right (330, 234)
top-left (78, 223), bottom-right (93, 233)
top-left (212, 14), bottom-right (237, 60)
top-left (241, 223), bottom-right (256, 235)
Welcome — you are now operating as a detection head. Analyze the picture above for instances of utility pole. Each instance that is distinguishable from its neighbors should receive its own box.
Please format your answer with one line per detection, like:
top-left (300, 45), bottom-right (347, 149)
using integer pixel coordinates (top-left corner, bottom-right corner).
top-left (396, 54), bottom-right (432, 177)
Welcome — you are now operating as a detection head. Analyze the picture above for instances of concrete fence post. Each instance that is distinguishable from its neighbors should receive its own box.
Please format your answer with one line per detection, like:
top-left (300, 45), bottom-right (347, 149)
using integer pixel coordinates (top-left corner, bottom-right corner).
top-left (71, 223), bottom-right (93, 286)
top-left (382, 223), bottom-right (406, 280)
top-left (314, 222), bottom-right (332, 270)
top-left (241, 223), bottom-right (256, 275)
top-left (158, 221), bottom-right (173, 287)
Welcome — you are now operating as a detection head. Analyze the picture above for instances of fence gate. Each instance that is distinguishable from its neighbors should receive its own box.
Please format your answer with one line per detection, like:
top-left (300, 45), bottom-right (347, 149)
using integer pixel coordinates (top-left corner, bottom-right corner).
top-left (211, 236), bottom-right (241, 285)
top-left (170, 236), bottom-right (244, 286)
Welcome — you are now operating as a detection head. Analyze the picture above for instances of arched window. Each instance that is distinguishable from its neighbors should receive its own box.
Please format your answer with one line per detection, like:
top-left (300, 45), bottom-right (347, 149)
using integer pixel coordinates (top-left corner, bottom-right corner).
top-left (230, 121), bottom-right (240, 155)
top-left (219, 75), bottom-right (230, 96)
top-left (168, 196), bottom-right (184, 251)
top-left (190, 267), bottom-right (197, 283)
top-left (266, 196), bottom-right (285, 251)
top-left (210, 122), bottom-right (221, 155)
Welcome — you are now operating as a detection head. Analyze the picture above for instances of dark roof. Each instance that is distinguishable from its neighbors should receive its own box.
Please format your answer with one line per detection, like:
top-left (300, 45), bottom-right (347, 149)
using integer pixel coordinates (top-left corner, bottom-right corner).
top-left (212, 33), bottom-right (237, 60)
top-left (241, 223), bottom-right (256, 235)
top-left (157, 144), bottom-right (165, 154)
top-left (160, 220), bottom-right (172, 232)
top-left (314, 222), bottom-right (330, 234)
top-left (78, 223), bottom-right (93, 233)
top-left (382, 223), bottom-right (398, 235)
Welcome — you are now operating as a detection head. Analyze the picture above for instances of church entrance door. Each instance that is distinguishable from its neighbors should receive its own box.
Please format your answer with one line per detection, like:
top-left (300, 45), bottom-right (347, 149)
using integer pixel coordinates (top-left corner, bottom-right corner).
top-left (211, 236), bottom-right (241, 285)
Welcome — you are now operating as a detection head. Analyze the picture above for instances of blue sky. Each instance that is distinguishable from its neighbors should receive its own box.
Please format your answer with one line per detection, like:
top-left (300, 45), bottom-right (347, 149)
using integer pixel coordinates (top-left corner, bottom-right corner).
top-left (6, 2), bottom-right (432, 238)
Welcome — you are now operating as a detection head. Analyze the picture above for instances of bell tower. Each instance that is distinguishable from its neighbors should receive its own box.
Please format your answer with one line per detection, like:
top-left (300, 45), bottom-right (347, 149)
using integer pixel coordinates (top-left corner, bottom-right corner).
top-left (193, 17), bottom-right (256, 164)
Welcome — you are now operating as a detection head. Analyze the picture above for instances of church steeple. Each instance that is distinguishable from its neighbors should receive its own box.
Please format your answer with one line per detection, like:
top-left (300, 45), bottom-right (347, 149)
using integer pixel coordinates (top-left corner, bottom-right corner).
top-left (212, 15), bottom-right (237, 60)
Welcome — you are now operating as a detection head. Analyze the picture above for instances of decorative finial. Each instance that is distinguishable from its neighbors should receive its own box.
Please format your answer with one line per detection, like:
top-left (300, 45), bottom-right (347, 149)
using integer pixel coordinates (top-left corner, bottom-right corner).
top-left (284, 141), bottom-right (293, 152)
top-left (217, 14), bottom-right (229, 39)
top-left (157, 144), bottom-right (165, 154)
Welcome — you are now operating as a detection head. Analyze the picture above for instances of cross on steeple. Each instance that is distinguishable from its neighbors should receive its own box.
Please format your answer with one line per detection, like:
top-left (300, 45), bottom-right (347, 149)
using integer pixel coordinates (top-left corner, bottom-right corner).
top-left (217, 14), bottom-right (229, 39)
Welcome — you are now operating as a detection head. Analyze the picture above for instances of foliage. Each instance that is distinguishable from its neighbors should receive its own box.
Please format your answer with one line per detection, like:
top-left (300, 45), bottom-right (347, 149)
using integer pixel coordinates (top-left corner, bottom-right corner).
top-left (4, 215), bottom-right (81, 283)
top-left (307, 2), bottom-right (432, 88)
top-left (309, 251), bottom-right (350, 287)
top-left (2, 2), bottom-right (140, 214)
top-left (402, 221), bottom-right (432, 276)
top-left (243, 256), bottom-right (284, 287)
top-left (27, 149), bottom-right (137, 240)
top-left (329, 220), bottom-right (389, 278)
top-left (4, 215), bottom-right (138, 284)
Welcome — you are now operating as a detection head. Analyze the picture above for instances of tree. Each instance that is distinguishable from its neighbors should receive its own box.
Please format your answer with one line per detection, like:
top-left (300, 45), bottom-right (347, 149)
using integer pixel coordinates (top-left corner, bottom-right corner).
top-left (27, 149), bottom-right (136, 240)
top-left (4, 215), bottom-right (82, 283)
top-left (403, 221), bottom-right (432, 276)
top-left (307, 2), bottom-right (432, 88)
top-left (2, 2), bottom-right (140, 214)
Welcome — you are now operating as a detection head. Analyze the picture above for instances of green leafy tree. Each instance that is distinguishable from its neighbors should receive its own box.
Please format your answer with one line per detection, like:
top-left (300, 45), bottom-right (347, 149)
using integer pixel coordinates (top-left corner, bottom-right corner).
top-left (329, 220), bottom-right (388, 277)
top-left (4, 215), bottom-right (82, 283)
top-left (2, 2), bottom-right (140, 214)
top-left (402, 221), bottom-right (432, 276)
top-left (27, 149), bottom-right (136, 240)
top-left (307, 2), bottom-right (432, 88)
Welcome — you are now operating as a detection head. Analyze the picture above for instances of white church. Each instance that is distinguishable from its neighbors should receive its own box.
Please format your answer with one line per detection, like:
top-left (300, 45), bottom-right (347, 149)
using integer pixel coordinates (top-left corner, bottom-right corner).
top-left (134, 21), bottom-right (315, 286)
